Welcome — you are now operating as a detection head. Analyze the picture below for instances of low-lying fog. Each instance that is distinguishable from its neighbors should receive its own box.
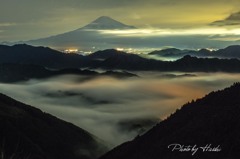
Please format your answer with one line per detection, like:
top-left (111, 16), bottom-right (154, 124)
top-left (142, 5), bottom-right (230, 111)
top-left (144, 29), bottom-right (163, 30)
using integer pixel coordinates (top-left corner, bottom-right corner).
top-left (0, 72), bottom-right (239, 147)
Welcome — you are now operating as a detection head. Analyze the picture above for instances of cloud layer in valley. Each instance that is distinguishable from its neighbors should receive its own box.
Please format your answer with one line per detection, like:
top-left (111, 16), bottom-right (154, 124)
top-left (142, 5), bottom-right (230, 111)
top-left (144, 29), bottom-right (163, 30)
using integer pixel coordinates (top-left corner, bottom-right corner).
top-left (0, 72), bottom-right (239, 146)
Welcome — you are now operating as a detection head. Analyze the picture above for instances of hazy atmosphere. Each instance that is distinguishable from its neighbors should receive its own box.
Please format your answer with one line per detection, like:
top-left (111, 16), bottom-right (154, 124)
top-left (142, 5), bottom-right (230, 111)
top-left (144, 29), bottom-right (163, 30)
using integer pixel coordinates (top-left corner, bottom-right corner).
top-left (1, 0), bottom-right (240, 51)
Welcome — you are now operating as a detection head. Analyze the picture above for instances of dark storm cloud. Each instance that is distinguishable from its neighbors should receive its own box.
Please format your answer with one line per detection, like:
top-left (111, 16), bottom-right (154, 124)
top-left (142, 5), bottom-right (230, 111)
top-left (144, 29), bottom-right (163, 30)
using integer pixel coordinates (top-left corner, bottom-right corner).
top-left (211, 11), bottom-right (240, 26)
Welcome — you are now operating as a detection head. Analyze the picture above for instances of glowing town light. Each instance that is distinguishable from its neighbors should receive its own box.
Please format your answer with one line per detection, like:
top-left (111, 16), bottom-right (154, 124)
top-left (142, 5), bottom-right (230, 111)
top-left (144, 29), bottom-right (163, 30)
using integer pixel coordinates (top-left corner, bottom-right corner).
top-left (116, 48), bottom-right (124, 51)
top-left (64, 49), bottom-right (79, 53)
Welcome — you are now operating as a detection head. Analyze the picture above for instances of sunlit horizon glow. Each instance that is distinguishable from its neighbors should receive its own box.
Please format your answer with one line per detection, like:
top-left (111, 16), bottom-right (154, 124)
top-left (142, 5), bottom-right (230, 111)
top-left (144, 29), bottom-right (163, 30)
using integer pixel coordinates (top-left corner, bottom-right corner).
top-left (98, 27), bottom-right (240, 38)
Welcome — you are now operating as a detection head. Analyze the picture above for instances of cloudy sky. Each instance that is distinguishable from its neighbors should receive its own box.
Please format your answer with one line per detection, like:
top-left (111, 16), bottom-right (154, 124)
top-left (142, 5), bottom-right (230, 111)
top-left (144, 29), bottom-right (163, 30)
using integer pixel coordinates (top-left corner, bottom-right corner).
top-left (1, 0), bottom-right (240, 42)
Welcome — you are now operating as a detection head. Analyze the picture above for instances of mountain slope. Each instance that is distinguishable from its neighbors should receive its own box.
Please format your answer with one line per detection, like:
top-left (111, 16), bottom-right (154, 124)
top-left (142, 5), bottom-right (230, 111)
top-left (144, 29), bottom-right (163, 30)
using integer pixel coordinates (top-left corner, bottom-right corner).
top-left (100, 83), bottom-right (240, 159)
top-left (217, 45), bottom-right (240, 58)
top-left (0, 93), bottom-right (107, 159)
top-left (0, 44), bottom-right (90, 69)
top-left (87, 49), bottom-right (125, 60)
top-left (172, 55), bottom-right (240, 72)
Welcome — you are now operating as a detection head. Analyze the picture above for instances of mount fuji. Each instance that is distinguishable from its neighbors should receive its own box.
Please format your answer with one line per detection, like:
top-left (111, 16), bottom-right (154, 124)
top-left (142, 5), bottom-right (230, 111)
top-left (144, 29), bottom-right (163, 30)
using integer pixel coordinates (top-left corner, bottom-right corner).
top-left (24, 16), bottom-right (137, 51)
top-left (81, 16), bottom-right (136, 30)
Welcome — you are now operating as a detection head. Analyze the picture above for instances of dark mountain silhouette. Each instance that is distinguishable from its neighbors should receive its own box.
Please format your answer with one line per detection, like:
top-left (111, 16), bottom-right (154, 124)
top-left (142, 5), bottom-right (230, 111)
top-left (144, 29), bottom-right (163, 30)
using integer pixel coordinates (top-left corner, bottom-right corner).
top-left (88, 49), bottom-right (125, 60)
top-left (171, 55), bottom-right (240, 72)
top-left (149, 48), bottom-right (212, 58)
top-left (0, 63), bottom-right (137, 83)
top-left (0, 93), bottom-right (107, 159)
top-left (149, 45), bottom-right (240, 59)
top-left (217, 45), bottom-right (240, 58)
top-left (2, 44), bottom-right (240, 72)
top-left (92, 53), bottom-right (240, 72)
top-left (101, 70), bottom-right (137, 79)
top-left (0, 63), bottom-right (97, 83)
top-left (100, 83), bottom-right (240, 159)
top-left (149, 48), bottom-right (189, 57)
top-left (0, 44), bottom-right (160, 70)
top-left (87, 48), bottom-right (240, 72)
top-left (87, 49), bottom-right (155, 68)
top-left (90, 50), bottom-right (163, 70)
top-left (0, 44), bottom-right (90, 69)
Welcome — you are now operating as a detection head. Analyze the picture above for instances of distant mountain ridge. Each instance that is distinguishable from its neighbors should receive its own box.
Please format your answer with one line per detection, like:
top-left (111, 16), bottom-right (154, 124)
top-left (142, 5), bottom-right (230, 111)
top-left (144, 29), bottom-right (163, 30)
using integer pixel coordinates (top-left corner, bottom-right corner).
top-left (1, 44), bottom-right (240, 72)
top-left (100, 83), bottom-right (240, 159)
top-left (149, 45), bottom-right (240, 59)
